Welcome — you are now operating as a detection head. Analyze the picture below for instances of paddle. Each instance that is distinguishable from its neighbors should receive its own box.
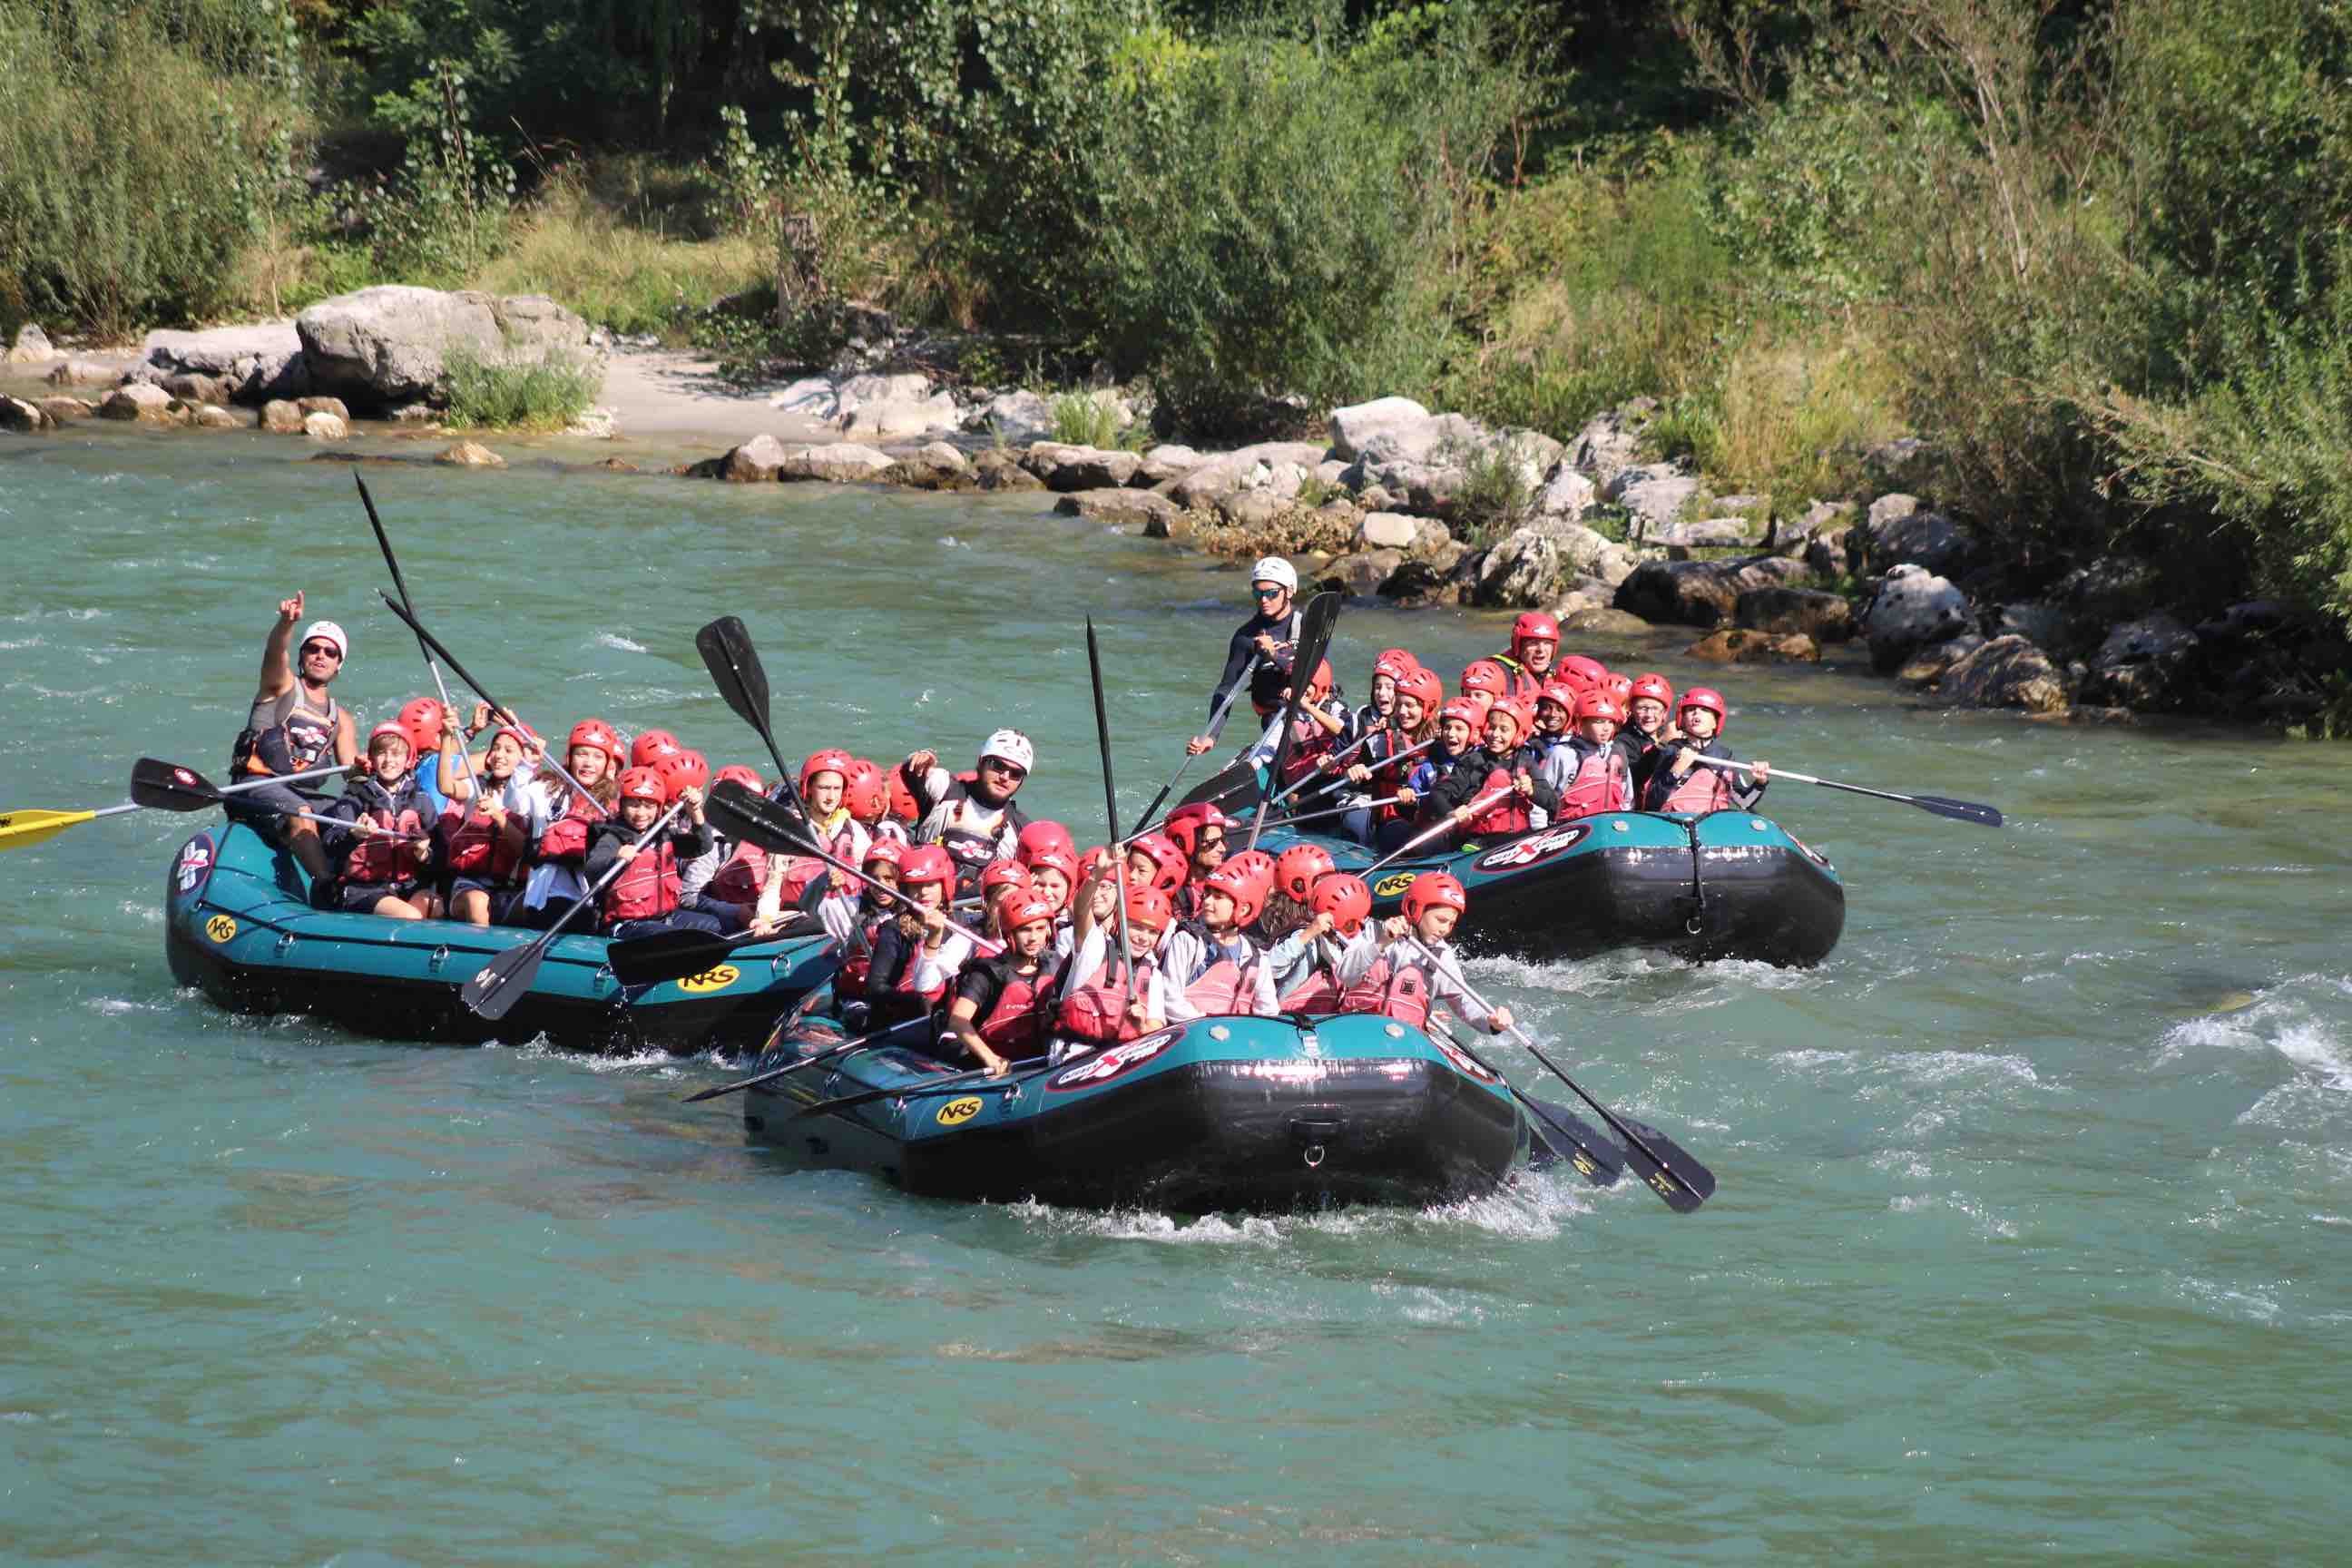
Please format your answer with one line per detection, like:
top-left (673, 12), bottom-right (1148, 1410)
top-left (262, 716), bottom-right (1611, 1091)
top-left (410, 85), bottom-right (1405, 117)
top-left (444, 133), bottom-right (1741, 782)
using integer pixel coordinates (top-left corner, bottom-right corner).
top-left (1132, 652), bottom-right (1263, 830)
top-left (372, 593), bottom-right (603, 815)
top-left (606, 913), bottom-right (821, 987)
top-left (1406, 934), bottom-right (1715, 1213)
top-left (1252, 795), bottom-right (1402, 835)
top-left (461, 795), bottom-right (690, 1021)
top-left (681, 1014), bottom-right (929, 1102)
top-left (1243, 591), bottom-right (1341, 852)
top-left (1687, 755), bottom-right (2003, 827)
top-left (1286, 738), bottom-right (1434, 810)
top-left (356, 473), bottom-right (485, 808)
top-left (5, 761), bottom-right (353, 853)
top-left (694, 616), bottom-right (792, 783)
top-left (1084, 616), bottom-right (1137, 995)
top-left (704, 781), bottom-right (1001, 956)
top-left (1361, 786), bottom-right (1509, 875)
top-left (1425, 1018), bottom-right (1624, 1188)
top-left (1264, 728), bottom-right (1387, 809)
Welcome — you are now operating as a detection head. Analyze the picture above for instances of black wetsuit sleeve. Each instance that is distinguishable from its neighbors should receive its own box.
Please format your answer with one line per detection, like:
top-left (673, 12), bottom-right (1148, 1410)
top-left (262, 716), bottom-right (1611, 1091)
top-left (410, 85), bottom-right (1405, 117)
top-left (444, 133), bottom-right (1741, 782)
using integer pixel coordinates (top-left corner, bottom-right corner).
top-left (583, 823), bottom-right (625, 883)
top-left (1207, 620), bottom-right (1261, 727)
top-left (954, 957), bottom-right (1005, 1017)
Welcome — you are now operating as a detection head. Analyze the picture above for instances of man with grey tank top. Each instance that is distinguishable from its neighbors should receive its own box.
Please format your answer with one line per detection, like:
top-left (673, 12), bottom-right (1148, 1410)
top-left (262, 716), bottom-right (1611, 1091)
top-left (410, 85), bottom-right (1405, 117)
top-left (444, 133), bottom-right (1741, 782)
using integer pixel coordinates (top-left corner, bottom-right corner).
top-left (230, 592), bottom-right (356, 883)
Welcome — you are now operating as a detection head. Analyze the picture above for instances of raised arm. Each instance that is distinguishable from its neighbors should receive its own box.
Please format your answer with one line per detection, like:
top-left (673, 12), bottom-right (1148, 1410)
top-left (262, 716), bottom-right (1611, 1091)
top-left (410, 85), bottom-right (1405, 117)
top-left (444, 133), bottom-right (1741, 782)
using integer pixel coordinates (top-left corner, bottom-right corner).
top-left (258, 593), bottom-right (303, 701)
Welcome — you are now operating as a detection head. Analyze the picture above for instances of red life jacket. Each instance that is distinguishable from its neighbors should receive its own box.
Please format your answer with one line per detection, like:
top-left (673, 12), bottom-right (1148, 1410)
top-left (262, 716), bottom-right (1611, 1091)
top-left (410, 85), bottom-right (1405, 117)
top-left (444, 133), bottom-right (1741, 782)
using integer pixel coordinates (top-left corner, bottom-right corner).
top-left (442, 798), bottom-right (525, 883)
top-left (1658, 750), bottom-right (1737, 814)
top-left (1059, 954), bottom-right (1153, 1044)
top-left (536, 790), bottom-right (600, 865)
top-left (704, 839), bottom-right (770, 906)
top-left (1277, 723), bottom-right (1337, 791)
top-left (1559, 744), bottom-right (1632, 818)
top-left (1465, 764), bottom-right (1532, 838)
top-left (342, 788), bottom-right (426, 885)
top-left (603, 838), bottom-right (681, 923)
top-left (1494, 657), bottom-right (1543, 703)
top-left (975, 960), bottom-right (1054, 1053)
top-left (1183, 938), bottom-right (1264, 1015)
top-left (1335, 953), bottom-right (1434, 1029)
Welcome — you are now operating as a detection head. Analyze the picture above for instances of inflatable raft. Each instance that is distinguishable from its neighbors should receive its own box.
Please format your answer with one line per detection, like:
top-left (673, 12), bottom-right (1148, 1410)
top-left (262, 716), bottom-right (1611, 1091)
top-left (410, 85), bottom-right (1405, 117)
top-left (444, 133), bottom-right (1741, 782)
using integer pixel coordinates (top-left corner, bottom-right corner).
top-left (738, 1002), bottom-right (1530, 1210)
top-left (1255, 807), bottom-right (1845, 966)
top-left (163, 821), bottom-right (836, 1053)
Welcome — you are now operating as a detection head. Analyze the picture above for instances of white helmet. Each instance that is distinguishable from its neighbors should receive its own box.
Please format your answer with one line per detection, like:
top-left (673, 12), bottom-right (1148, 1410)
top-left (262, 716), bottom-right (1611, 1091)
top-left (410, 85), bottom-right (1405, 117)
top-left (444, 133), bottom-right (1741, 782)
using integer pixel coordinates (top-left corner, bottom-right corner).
top-left (979, 729), bottom-right (1034, 773)
top-left (299, 620), bottom-right (348, 661)
top-left (1249, 556), bottom-right (1298, 593)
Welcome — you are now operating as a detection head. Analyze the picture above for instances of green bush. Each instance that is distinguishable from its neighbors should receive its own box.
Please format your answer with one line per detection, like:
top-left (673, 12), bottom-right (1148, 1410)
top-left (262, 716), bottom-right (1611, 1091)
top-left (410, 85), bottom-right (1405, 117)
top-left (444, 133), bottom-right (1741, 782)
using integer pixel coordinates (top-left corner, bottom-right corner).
top-left (440, 347), bottom-right (603, 430)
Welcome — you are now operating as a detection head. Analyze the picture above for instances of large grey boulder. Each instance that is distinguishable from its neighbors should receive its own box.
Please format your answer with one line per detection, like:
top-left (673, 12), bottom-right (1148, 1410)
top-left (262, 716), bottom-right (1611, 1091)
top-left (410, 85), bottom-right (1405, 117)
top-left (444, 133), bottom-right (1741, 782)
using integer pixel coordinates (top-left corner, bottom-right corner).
top-left (1651, 517), bottom-right (1757, 550)
top-left (1867, 506), bottom-right (1975, 577)
top-left (296, 287), bottom-right (595, 408)
top-left (1329, 397), bottom-right (1435, 462)
top-left (1605, 463), bottom-right (1701, 537)
top-left (833, 372), bottom-right (958, 438)
top-left (35, 396), bottom-right (93, 424)
top-left (1569, 402), bottom-right (1651, 487)
top-left (138, 323), bottom-right (308, 405)
top-left (1024, 442), bottom-right (1142, 492)
top-left (777, 442), bottom-right (899, 484)
top-left (45, 358), bottom-right (120, 387)
top-left (1863, 564), bottom-right (1973, 671)
top-left (1055, 490), bottom-right (1180, 529)
top-left (1613, 555), bottom-right (1812, 628)
top-left (2080, 613), bottom-right (2198, 710)
top-left (1532, 459), bottom-right (1595, 522)
top-left (1737, 586), bottom-right (1856, 642)
top-left (301, 409), bottom-right (348, 441)
top-left (1932, 635), bottom-right (2069, 713)
top-left (967, 388), bottom-right (1054, 443)
top-left (6, 325), bottom-right (64, 365)
top-left (719, 434), bottom-right (792, 481)
top-left (1, 396), bottom-right (53, 433)
top-left (99, 384), bottom-right (180, 424)
top-left (1475, 520), bottom-right (1633, 609)
top-left (1137, 444), bottom-right (1205, 487)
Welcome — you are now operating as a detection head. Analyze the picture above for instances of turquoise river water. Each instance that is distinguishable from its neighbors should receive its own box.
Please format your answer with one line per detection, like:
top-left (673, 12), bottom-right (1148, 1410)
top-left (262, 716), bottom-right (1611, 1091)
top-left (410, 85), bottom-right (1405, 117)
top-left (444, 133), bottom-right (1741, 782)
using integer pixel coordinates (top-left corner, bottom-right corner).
top-left (2, 420), bottom-right (2348, 1564)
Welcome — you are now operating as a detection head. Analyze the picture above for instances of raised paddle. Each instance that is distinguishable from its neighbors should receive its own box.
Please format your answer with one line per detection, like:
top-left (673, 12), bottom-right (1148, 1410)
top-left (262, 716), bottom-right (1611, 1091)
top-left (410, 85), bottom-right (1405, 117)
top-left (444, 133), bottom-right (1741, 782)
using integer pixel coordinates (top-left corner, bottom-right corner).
top-left (5, 760), bottom-right (353, 853)
top-left (1243, 591), bottom-right (1341, 852)
top-left (356, 473), bottom-right (486, 809)
top-left (681, 1014), bottom-right (930, 1102)
top-left (1264, 728), bottom-right (1387, 808)
top-left (1132, 652), bottom-right (1263, 830)
top-left (1085, 616), bottom-right (1138, 990)
top-left (694, 617), bottom-right (793, 783)
top-left (1361, 786), bottom-right (1510, 875)
top-left (461, 795), bottom-right (691, 1021)
top-left (1426, 1017), bottom-right (1625, 1189)
top-left (1686, 755), bottom-right (2003, 827)
top-left (1279, 737), bottom-right (1436, 812)
top-left (605, 911), bottom-right (822, 987)
top-left (1406, 934), bottom-right (1715, 1213)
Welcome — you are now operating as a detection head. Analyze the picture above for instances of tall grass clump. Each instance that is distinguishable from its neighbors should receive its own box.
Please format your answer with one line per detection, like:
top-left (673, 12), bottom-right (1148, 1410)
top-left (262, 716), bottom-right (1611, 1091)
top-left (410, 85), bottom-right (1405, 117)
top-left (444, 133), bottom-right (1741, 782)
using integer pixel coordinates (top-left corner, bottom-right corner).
top-left (440, 347), bottom-right (603, 430)
top-left (0, 3), bottom-right (309, 338)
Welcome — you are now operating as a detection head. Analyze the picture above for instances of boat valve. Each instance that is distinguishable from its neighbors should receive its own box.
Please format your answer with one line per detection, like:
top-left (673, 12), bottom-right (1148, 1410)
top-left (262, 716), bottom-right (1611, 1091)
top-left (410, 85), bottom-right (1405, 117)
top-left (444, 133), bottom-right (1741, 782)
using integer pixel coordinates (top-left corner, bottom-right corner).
top-left (1303, 1144), bottom-right (1326, 1169)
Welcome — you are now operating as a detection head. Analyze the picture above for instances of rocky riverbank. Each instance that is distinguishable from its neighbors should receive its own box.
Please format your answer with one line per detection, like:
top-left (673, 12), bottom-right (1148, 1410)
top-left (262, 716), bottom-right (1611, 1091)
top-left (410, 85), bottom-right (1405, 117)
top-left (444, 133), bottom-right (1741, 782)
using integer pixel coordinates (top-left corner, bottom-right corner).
top-left (6, 290), bottom-right (2343, 730)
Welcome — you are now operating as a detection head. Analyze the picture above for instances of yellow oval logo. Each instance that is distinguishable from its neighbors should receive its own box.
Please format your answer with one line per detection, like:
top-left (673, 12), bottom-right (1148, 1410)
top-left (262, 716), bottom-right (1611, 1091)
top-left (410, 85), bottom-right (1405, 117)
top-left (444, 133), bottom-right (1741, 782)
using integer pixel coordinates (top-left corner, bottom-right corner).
top-left (676, 965), bottom-right (740, 995)
top-left (1372, 872), bottom-right (1419, 899)
top-left (935, 1095), bottom-right (984, 1126)
top-left (204, 915), bottom-right (237, 944)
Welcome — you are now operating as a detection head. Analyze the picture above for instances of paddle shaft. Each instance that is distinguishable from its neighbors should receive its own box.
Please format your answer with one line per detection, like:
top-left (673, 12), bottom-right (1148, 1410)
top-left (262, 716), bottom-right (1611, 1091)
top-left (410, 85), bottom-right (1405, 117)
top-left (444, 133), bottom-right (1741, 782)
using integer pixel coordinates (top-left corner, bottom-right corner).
top-left (356, 474), bottom-right (485, 808)
top-left (470, 795), bottom-right (690, 1015)
top-left (682, 1015), bottom-right (928, 1102)
top-left (1428, 1017), bottom-right (1623, 1186)
top-left (1362, 785), bottom-right (1509, 874)
top-left (1134, 652), bottom-right (1262, 830)
top-left (1254, 795), bottom-right (1402, 833)
top-left (1405, 935), bottom-right (1709, 1210)
top-left (1243, 593), bottom-right (1339, 854)
top-left (5, 762), bottom-right (357, 849)
top-left (1687, 755), bottom-right (2001, 826)
top-left (1085, 619), bottom-right (1135, 990)
top-left (1284, 737), bottom-right (1434, 809)
top-left (1265, 728), bottom-right (1384, 808)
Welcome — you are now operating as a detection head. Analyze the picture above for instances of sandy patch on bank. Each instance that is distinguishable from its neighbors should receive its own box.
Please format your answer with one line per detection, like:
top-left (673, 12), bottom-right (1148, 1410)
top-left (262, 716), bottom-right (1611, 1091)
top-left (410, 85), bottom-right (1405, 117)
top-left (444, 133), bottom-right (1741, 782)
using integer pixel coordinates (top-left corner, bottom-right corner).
top-left (593, 348), bottom-right (837, 447)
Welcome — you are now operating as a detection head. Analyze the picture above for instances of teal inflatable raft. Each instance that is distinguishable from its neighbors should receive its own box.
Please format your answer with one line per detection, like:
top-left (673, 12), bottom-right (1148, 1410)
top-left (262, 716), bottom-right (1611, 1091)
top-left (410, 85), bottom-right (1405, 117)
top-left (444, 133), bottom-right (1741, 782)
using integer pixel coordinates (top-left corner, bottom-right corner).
top-left (164, 821), bottom-right (836, 1053)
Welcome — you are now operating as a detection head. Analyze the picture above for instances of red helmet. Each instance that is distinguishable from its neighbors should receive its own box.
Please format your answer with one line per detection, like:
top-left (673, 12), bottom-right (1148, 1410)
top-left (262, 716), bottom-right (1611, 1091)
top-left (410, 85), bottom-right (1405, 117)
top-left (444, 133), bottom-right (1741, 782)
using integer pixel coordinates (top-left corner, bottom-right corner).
top-left (1123, 884), bottom-right (1174, 934)
top-left (629, 729), bottom-right (680, 768)
top-left (485, 719), bottom-right (539, 755)
top-left (979, 859), bottom-right (1033, 904)
top-left (1000, 894), bottom-right (1058, 934)
top-left (1161, 802), bottom-right (1230, 862)
top-left (862, 837), bottom-right (906, 870)
top-left (654, 748), bottom-right (710, 801)
top-left (799, 748), bottom-right (855, 798)
top-left (1303, 659), bottom-right (1336, 701)
top-left (1511, 611), bottom-right (1561, 649)
top-left (1308, 872), bottom-right (1373, 937)
top-left (898, 843), bottom-right (956, 890)
top-left (1459, 660), bottom-right (1510, 701)
top-left (1201, 863), bottom-right (1267, 927)
top-left (714, 763), bottom-right (764, 793)
top-left (397, 697), bottom-right (446, 757)
top-left (1485, 699), bottom-right (1534, 743)
top-left (1128, 830), bottom-right (1189, 895)
top-left (1401, 871), bottom-right (1468, 923)
top-left (1076, 844), bottom-right (1116, 884)
top-left (1534, 680), bottom-right (1580, 716)
top-left (1629, 673), bottom-right (1675, 709)
top-left (1273, 842), bottom-right (1338, 902)
top-left (1555, 656), bottom-right (1608, 691)
top-left (1372, 647), bottom-right (1417, 685)
top-left (1398, 667), bottom-right (1445, 713)
top-left (1575, 688), bottom-right (1627, 725)
top-left (1222, 848), bottom-right (1277, 894)
top-left (1017, 818), bottom-right (1077, 865)
top-left (886, 766), bottom-right (923, 823)
top-left (568, 719), bottom-right (621, 763)
top-left (1604, 674), bottom-right (1634, 706)
top-left (843, 765), bottom-right (889, 820)
top-left (367, 720), bottom-right (412, 753)
top-left (617, 767), bottom-right (666, 804)
top-left (1438, 698), bottom-right (1485, 732)
top-left (1024, 847), bottom-right (1079, 908)
top-left (1678, 686), bottom-right (1729, 730)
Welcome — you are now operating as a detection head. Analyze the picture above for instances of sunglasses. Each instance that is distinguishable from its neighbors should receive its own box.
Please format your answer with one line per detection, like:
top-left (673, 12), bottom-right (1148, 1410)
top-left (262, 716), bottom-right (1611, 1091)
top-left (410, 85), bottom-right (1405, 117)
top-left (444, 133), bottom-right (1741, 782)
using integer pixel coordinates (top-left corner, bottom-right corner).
top-left (299, 642), bottom-right (342, 660)
top-left (1254, 586), bottom-right (1286, 600)
top-left (982, 759), bottom-right (1027, 779)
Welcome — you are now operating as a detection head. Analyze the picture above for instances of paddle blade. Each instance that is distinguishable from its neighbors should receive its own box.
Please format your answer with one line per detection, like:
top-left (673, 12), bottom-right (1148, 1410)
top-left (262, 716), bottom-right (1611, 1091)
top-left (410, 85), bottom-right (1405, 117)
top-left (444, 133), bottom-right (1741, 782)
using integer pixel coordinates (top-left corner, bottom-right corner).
top-left (608, 927), bottom-right (740, 986)
top-left (707, 779), bottom-right (806, 854)
top-left (0, 808), bottom-right (96, 850)
top-left (1614, 1117), bottom-right (1715, 1211)
top-left (696, 617), bottom-right (771, 736)
top-left (1916, 795), bottom-right (2004, 828)
top-left (460, 939), bottom-right (546, 1021)
top-left (130, 759), bottom-right (227, 812)
top-left (1522, 1098), bottom-right (1626, 1187)
top-left (1181, 758), bottom-right (1263, 815)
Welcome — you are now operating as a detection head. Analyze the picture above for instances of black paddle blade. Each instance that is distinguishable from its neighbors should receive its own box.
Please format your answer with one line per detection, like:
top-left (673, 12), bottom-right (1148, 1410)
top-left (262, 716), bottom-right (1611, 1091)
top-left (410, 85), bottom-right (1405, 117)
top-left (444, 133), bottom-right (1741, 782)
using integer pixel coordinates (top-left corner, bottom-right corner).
top-left (130, 759), bottom-right (226, 812)
top-left (460, 940), bottom-right (546, 1021)
top-left (707, 779), bottom-right (806, 854)
top-left (1181, 757), bottom-right (1263, 814)
top-left (695, 617), bottom-right (771, 736)
top-left (1522, 1098), bottom-right (1626, 1187)
top-left (607, 927), bottom-right (740, 986)
top-left (1916, 795), bottom-right (2004, 828)
top-left (1618, 1117), bottom-right (1717, 1202)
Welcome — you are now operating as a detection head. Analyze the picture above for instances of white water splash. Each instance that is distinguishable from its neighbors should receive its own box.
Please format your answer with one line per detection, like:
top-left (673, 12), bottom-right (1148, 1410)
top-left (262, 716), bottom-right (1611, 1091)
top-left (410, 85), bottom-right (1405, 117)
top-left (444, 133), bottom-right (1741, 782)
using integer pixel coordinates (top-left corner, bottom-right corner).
top-left (1889, 1191), bottom-right (2019, 1239)
top-left (593, 632), bottom-right (648, 653)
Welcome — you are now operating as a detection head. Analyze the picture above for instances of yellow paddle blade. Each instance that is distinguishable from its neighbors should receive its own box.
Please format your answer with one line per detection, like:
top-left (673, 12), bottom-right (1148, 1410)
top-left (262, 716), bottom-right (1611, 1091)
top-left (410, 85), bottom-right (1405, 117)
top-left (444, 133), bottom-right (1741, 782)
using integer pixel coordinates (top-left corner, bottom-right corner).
top-left (0, 808), bottom-right (97, 850)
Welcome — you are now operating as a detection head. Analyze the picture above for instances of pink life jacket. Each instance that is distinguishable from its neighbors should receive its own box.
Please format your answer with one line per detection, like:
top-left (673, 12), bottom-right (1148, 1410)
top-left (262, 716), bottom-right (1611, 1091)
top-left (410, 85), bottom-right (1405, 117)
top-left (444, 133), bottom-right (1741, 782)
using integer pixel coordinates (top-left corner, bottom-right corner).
top-left (1465, 763), bottom-right (1532, 838)
top-left (603, 837), bottom-right (681, 923)
top-left (1336, 953), bottom-right (1434, 1029)
top-left (1183, 939), bottom-right (1265, 1015)
top-left (442, 799), bottom-right (525, 882)
top-left (975, 961), bottom-right (1053, 1053)
top-left (704, 838), bottom-right (770, 906)
top-left (1059, 955), bottom-right (1154, 1045)
top-left (1658, 753), bottom-right (1737, 814)
top-left (1559, 743), bottom-right (1632, 818)
top-left (344, 801), bottom-right (425, 884)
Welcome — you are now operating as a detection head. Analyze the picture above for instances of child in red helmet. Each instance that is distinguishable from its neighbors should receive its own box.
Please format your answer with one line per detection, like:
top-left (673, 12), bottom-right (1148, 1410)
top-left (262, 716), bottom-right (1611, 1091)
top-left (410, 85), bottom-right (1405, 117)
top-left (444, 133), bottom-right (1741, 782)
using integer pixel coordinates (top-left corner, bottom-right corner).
top-left (519, 717), bottom-right (622, 928)
top-left (1264, 871), bottom-right (1375, 1010)
top-left (1424, 697), bottom-right (1558, 846)
top-left (862, 842), bottom-right (972, 1025)
top-left (1541, 688), bottom-right (1637, 818)
top-left (1237, 651), bottom-right (1354, 791)
top-left (1495, 612), bottom-right (1560, 701)
top-left (1057, 878), bottom-right (1174, 1052)
top-left (1641, 688), bottom-right (1771, 813)
top-left (586, 765), bottom-right (721, 938)
top-left (1354, 648), bottom-right (1416, 734)
top-left (946, 892), bottom-right (1064, 1075)
top-left (435, 710), bottom-right (549, 926)
top-left (818, 837), bottom-right (905, 995)
top-left (1329, 663), bottom-right (1438, 844)
top-left (1158, 859), bottom-right (1279, 1020)
top-left (1160, 802), bottom-right (1232, 919)
top-left (1380, 697), bottom-right (1484, 853)
top-left (682, 763), bottom-right (773, 932)
top-left (1337, 873), bottom-right (1514, 1033)
top-left (316, 722), bottom-right (440, 919)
